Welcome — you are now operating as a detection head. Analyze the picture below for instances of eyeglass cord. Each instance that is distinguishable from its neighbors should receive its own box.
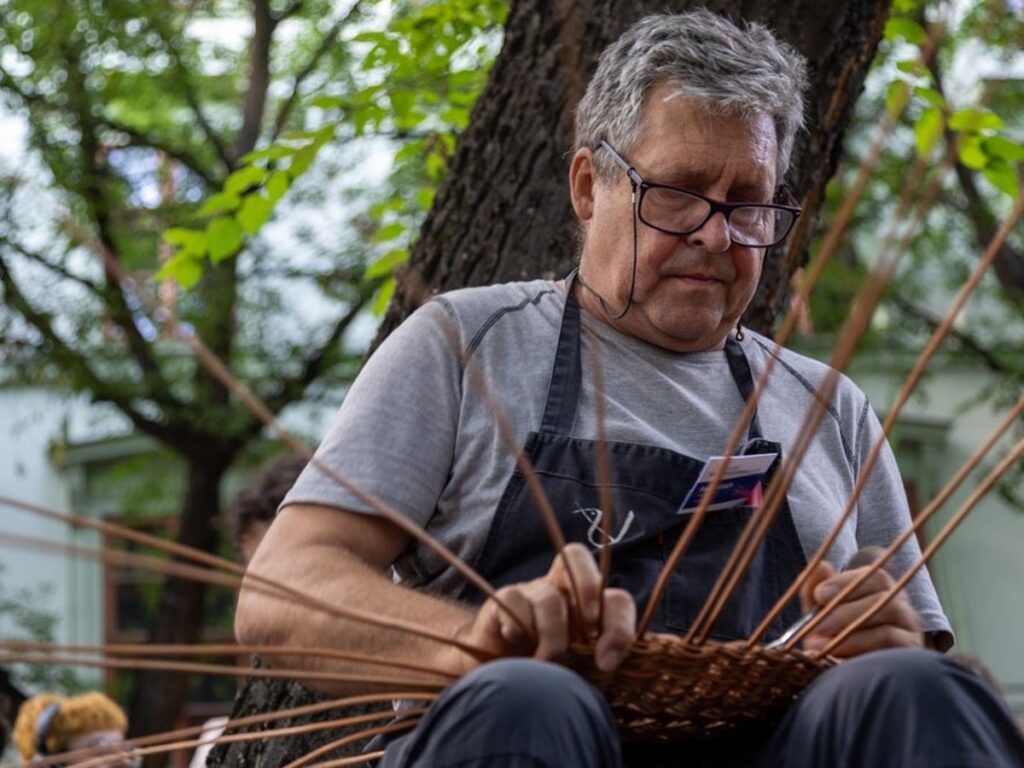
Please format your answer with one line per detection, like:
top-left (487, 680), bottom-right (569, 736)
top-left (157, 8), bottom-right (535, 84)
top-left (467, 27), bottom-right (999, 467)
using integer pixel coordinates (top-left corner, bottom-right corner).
top-left (575, 183), bottom-right (639, 321)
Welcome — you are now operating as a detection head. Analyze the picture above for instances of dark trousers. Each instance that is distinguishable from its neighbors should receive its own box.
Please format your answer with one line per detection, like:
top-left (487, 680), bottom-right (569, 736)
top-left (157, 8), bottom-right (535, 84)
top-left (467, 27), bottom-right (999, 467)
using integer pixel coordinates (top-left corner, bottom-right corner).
top-left (378, 649), bottom-right (1024, 767)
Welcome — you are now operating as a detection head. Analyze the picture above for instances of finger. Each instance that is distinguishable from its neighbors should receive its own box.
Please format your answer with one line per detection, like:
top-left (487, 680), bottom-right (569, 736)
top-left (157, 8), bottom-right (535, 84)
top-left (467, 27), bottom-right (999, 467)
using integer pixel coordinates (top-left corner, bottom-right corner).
top-left (800, 560), bottom-right (835, 613)
top-left (814, 591), bottom-right (922, 637)
top-left (805, 623), bottom-right (923, 657)
top-left (550, 543), bottom-right (603, 629)
top-left (813, 565), bottom-right (894, 605)
top-left (595, 589), bottom-right (636, 671)
top-left (526, 580), bottom-right (570, 660)
top-left (493, 586), bottom-right (536, 647)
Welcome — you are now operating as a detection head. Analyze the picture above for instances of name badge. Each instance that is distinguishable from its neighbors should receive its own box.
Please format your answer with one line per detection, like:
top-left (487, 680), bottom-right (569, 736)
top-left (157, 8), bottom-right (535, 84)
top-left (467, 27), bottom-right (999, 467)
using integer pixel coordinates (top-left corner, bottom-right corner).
top-left (677, 452), bottom-right (778, 514)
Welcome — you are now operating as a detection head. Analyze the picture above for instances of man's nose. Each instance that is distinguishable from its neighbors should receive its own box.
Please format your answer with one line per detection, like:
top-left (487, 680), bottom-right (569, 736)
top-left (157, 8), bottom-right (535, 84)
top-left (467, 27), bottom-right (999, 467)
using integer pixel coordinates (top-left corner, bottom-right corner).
top-left (685, 211), bottom-right (731, 253)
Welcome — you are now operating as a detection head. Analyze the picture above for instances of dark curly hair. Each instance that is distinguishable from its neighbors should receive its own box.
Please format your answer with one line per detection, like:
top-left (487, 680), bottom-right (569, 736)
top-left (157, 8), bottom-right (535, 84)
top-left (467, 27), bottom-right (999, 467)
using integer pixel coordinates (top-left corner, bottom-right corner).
top-left (229, 455), bottom-right (309, 548)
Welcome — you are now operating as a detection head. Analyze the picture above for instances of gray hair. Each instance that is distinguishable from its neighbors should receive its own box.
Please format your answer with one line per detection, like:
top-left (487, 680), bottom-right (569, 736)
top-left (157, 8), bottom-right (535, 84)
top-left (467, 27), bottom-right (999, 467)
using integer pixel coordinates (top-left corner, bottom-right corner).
top-left (574, 10), bottom-right (808, 185)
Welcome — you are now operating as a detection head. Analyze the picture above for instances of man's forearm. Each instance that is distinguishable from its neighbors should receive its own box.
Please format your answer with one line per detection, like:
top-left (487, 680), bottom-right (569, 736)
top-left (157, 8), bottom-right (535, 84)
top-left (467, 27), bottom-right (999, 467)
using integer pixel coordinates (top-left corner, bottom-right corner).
top-left (236, 539), bottom-right (474, 694)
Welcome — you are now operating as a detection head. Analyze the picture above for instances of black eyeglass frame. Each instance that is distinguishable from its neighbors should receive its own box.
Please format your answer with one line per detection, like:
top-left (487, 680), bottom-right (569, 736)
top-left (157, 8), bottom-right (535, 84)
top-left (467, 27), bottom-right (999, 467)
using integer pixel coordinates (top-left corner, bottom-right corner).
top-left (597, 140), bottom-right (802, 248)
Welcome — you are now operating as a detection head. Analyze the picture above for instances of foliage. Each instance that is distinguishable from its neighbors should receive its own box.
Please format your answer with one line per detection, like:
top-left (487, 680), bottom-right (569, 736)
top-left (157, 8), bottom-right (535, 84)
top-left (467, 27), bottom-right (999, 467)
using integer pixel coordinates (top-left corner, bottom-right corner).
top-left (157, 0), bottom-right (506, 315)
top-left (799, 0), bottom-right (1024, 508)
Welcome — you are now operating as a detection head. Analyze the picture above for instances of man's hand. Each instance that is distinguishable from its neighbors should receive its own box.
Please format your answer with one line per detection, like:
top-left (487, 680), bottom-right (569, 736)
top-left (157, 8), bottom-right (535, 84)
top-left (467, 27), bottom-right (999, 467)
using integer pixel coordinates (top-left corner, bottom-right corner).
top-left (800, 559), bottom-right (923, 657)
top-left (449, 543), bottom-right (636, 675)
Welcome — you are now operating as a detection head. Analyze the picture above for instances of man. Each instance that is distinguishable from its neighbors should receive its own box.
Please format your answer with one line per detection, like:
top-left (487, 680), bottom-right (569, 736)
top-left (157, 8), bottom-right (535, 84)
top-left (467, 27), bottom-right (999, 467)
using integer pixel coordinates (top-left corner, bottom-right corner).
top-left (236, 11), bottom-right (1024, 767)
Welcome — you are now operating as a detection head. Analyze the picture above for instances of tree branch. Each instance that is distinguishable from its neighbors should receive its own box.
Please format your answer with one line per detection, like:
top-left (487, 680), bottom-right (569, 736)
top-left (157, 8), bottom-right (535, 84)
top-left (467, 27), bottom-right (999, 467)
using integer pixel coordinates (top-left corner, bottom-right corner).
top-left (233, 0), bottom-right (277, 160)
top-left (927, 56), bottom-right (1024, 303)
top-left (263, 283), bottom-right (375, 414)
top-left (0, 252), bottom-right (193, 450)
top-left (889, 291), bottom-right (1013, 374)
top-left (99, 117), bottom-right (220, 189)
top-left (271, 0), bottom-right (365, 140)
top-left (0, 235), bottom-right (103, 295)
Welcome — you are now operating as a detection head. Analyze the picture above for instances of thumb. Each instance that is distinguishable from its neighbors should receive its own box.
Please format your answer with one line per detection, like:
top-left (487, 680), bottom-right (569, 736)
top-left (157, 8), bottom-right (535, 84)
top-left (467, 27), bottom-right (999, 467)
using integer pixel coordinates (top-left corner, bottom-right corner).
top-left (800, 560), bottom-right (836, 613)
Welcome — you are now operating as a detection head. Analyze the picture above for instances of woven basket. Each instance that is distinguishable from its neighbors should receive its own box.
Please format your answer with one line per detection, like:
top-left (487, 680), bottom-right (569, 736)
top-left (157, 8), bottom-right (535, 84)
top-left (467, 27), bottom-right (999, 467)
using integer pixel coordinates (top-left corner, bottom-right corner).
top-left (563, 633), bottom-right (835, 743)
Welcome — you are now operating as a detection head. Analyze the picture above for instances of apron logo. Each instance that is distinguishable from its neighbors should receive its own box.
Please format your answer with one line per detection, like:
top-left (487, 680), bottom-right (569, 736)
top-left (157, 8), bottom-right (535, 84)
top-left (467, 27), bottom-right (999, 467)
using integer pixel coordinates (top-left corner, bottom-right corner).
top-left (572, 503), bottom-right (636, 550)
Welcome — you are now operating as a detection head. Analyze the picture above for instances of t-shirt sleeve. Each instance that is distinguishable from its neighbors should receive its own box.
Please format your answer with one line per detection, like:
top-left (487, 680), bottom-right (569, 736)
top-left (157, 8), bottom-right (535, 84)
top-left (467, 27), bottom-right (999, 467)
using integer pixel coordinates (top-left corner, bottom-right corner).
top-left (280, 299), bottom-right (463, 527)
top-left (852, 400), bottom-right (954, 650)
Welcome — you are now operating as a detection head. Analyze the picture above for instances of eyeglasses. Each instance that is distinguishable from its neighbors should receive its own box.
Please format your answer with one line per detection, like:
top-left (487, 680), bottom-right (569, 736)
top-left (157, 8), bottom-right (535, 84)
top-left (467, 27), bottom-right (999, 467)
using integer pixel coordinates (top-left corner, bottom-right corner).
top-left (598, 141), bottom-right (801, 248)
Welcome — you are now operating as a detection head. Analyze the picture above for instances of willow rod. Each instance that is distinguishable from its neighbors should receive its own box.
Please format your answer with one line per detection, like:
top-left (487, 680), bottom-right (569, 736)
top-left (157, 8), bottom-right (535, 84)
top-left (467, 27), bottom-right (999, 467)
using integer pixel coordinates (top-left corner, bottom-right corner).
top-left (784, 394), bottom-right (1024, 651)
top-left (66, 708), bottom-right (427, 768)
top-left (0, 640), bottom-right (457, 681)
top-left (0, 517), bottom-right (490, 661)
top-left (0, 652), bottom-right (446, 691)
top-left (818, 436), bottom-right (1024, 656)
top-left (15, 692), bottom-right (436, 768)
top-left (684, 148), bottom-right (960, 645)
top-left (282, 719), bottom-right (419, 768)
top-left (748, 177), bottom-right (1024, 647)
top-left (634, 22), bottom-right (946, 639)
top-left (65, 223), bottom-right (531, 642)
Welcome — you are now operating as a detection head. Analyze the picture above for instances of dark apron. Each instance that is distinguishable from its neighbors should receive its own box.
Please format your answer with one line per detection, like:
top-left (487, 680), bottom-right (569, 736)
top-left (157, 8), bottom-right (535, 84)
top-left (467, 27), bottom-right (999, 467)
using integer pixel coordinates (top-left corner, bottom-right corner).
top-left (458, 276), bottom-right (806, 641)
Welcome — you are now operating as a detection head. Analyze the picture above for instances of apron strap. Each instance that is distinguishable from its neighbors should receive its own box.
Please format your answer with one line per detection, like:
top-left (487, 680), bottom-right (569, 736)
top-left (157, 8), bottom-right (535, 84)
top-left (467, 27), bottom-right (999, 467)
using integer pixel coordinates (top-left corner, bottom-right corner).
top-left (724, 335), bottom-right (764, 442)
top-left (540, 270), bottom-right (582, 434)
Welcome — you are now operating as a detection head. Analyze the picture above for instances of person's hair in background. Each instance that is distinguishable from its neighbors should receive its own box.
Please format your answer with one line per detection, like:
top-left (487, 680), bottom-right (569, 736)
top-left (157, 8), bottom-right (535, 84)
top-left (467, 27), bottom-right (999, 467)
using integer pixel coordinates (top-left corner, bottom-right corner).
top-left (574, 9), bottom-right (807, 185)
top-left (12, 692), bottom-right (129, 764)
top-left (230, 454), bottom-right (308, 565)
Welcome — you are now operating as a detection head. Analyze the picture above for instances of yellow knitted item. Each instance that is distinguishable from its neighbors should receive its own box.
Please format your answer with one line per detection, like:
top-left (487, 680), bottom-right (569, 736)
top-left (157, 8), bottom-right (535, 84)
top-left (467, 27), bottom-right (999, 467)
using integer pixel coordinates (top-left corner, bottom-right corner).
top-left (13, 692), bottom-right (127, 760)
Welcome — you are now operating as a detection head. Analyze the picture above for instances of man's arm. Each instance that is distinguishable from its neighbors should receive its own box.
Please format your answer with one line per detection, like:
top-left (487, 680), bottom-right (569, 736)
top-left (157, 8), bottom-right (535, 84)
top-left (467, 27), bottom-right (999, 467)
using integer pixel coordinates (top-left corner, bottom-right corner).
top-left (234, 504), bottom-right (636, 694)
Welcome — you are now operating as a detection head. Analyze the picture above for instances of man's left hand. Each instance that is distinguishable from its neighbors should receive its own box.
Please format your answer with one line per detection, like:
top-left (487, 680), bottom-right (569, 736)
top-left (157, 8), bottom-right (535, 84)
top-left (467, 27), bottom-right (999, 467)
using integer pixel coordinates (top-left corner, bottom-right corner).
top-left (800, 560), bottom-right (924, 657)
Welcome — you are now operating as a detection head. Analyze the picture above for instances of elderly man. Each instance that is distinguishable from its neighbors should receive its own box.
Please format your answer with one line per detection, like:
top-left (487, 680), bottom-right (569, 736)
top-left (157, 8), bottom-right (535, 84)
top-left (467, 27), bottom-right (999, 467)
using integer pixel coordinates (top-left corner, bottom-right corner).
top-left (237, 11), bottom-right (1024, 767)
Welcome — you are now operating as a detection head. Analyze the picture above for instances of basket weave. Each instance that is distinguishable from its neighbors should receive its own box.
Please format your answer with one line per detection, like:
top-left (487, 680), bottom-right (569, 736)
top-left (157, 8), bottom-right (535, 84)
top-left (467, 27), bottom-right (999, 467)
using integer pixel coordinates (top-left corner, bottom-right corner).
top-left (563, 633), bottom-right (835, 743)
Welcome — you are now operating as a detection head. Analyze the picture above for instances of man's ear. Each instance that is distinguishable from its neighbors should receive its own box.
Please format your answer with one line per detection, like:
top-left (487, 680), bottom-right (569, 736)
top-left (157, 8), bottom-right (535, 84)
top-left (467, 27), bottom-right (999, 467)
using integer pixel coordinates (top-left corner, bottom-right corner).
top-left (569, 148), bottom-right (596, 222)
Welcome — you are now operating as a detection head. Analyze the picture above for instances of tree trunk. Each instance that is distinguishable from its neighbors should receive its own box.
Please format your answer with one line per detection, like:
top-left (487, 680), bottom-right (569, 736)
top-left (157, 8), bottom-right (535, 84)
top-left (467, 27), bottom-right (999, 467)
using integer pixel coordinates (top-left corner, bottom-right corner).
top-left (218, 1), bottom-right (892, 764)
top-left (127, 455), bottom-right (229, 761)
top-left (375, 0), bottom-right (892, 343)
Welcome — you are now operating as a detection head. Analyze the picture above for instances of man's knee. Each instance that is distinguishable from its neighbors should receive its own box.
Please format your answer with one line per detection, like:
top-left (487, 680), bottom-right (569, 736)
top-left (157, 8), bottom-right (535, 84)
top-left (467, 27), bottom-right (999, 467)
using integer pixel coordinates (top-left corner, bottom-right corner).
top-left (385, 659), bottom-right (620, 768)
top-left (448, 658), bottom-right (612, 727)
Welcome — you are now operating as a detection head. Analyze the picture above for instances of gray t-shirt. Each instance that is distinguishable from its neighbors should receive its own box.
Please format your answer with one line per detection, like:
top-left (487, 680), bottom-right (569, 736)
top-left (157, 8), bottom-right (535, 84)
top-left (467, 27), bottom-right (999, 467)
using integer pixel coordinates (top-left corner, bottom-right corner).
top-left (284, 279), bottom-right (951, 641)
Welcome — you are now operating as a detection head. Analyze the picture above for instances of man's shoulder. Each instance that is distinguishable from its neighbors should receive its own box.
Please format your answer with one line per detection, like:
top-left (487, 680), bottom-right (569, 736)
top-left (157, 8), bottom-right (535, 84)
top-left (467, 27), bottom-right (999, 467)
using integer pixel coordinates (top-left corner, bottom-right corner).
top-left (745, 331), bottom-right (867, 405)
top-left (429, 279), bottom-right (563, 349)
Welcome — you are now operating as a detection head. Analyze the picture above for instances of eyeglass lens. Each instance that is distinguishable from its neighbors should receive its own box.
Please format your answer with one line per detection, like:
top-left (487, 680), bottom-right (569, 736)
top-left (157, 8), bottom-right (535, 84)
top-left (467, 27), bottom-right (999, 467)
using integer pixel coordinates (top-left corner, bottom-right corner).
top-left (640, 186), bottom-right (795, 246)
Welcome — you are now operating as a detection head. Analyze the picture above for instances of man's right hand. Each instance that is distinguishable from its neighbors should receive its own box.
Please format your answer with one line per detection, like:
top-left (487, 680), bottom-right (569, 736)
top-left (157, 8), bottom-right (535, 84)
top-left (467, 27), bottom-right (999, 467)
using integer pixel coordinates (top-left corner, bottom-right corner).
top-left (449, 543), bottom-right (636, 675)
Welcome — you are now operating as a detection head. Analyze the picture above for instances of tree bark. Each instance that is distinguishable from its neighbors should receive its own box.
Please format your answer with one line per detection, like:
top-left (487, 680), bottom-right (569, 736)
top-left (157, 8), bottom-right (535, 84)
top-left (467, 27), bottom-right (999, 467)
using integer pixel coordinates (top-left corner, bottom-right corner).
top-left (375, 0), bottom-right (893, 343)
top-left (127, 456), bottom-right (230, 762)
top-left (219, 2), bottom-right (893, 765)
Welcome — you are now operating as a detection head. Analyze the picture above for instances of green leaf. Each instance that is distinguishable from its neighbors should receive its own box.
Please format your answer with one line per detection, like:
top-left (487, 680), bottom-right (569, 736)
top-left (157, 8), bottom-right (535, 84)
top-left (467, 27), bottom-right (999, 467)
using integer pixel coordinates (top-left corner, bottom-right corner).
top-left (162, 228), bottom-right (207, 256)
top-left (371, 221), bottom-right (405, 244)
top-left (958, 136), bottom-right (987, 170)
top-left (372, 276), bottom-right (396, 316)
top-left (897, 59), bottom-right (926, 77)
top-left (886, 80), bottom-right (910, 119)
top-left (206, 217), bottom-right (244, 263)
top-left (311, 95), bottom-right (347, 110)
top-left (983, 136), bottom-right (1024, 162)
top-left (289, 144), bottom-right (318, 177)
top-left (197, 192), bottom-right (241, 217)
top-left (440, 105), bottom-right (470, 129)
top-left (884, 17), bottom-right (928, 45)
top-left (913, 86), bottom-right (944, 107)
top-left (948, 108), bottom-right (1004, 133)
top-left (982, 162), bottom-right (1020, 198)
top-left (914, 106), bottom-right (944, 158)
top-left (266, 171), bottom-right (290, 204)
top-left (394, 139), bottom-right (426, 163)
top-left (236, 194), bottom-right (273, 236)
top-left (224, 165), bottom-right (266, 195)
top-left (155, 252), bottom-right (203, 289)
top-left (416, 187), bottom-right (436, 211)
top-left (365, 248), bottom-right (408, 279)
top-left (239, 145), bottom-right (296, 164)
top-left (426, 151), bottom-right (447, 180)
